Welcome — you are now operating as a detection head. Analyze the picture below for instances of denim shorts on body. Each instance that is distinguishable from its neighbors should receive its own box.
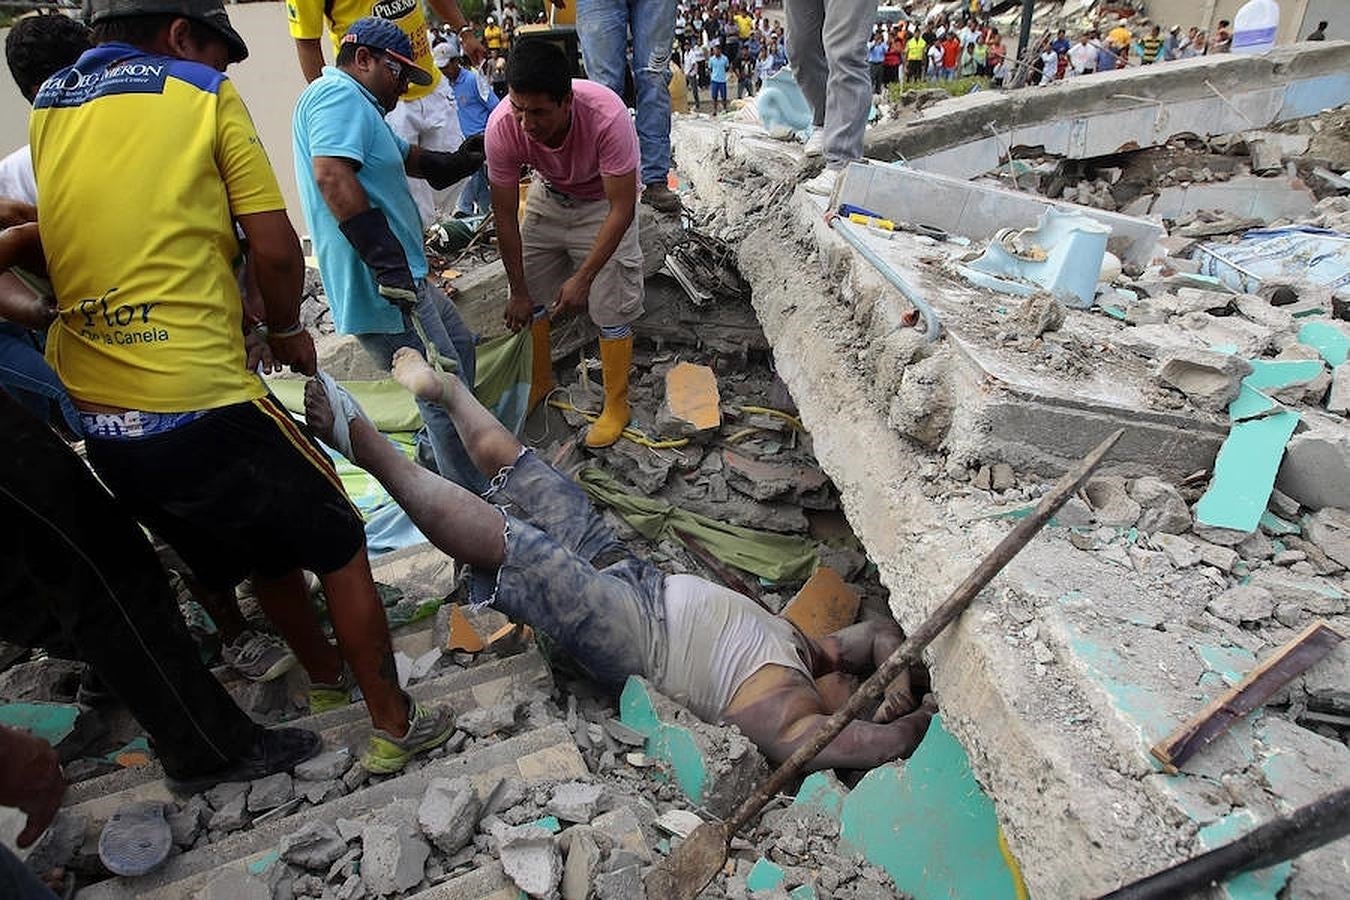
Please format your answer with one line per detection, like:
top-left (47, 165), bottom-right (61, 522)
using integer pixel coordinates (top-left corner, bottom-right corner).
top-left (466, 450), bottom-right (666, 688)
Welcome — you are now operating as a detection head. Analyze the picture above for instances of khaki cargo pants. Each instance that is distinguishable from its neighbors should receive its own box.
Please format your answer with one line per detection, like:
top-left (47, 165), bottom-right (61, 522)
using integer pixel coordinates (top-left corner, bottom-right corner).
top-left (521, 178), bottom-right (645, 329)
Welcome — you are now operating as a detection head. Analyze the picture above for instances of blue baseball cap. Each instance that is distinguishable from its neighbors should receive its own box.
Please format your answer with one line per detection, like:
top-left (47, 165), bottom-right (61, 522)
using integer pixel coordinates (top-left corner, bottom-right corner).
top-left (341, 17), bottom-right (432, 85)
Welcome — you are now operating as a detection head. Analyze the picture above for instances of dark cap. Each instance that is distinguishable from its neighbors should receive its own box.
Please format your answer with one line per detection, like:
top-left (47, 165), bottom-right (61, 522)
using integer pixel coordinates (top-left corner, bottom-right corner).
top-left (341, 17), bottom-right (432, 85)
top-left (86, 0), bottom-right (249, 62)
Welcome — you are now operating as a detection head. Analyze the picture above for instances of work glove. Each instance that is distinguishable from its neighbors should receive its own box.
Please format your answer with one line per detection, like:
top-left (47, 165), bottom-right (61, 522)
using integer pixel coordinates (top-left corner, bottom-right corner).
top-left (419, 133), bottom-right (485, 190)
top-left (338, 207), bottom-right (417, 307)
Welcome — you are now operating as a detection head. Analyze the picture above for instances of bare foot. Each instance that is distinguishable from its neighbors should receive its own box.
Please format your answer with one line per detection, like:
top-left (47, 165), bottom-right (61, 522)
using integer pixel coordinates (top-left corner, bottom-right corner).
top-left (304, 379), bottom-right (337, 445)
top-left (392, 347), bottom-right (455, 404)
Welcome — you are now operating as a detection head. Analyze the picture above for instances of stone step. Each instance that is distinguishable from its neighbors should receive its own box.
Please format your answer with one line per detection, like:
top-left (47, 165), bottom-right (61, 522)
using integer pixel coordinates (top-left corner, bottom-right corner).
top-left (78, 721), bottom-right (585, 900)
top-left (62, 650), bottom-right (551, 838)
top-left (406, 861), bottom-right (516, 900)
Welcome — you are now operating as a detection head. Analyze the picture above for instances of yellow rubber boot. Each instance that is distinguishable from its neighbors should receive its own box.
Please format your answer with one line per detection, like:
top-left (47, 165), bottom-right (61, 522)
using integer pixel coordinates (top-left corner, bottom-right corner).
top-left (584, 335), bottom-right (633, 448)
top-left (527, 317), bottom-right (555, 411)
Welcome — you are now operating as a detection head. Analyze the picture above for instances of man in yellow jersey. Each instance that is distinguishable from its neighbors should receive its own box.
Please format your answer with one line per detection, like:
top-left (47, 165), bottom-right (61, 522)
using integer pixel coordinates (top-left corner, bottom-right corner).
top-left (287, 0), bottom-right (483, 226)
top-left (30, 0), bottom-right (454, 775)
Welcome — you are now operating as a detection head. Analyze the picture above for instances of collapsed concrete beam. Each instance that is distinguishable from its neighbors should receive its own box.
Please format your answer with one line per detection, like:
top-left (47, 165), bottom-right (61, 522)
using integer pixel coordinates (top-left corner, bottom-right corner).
top-left (837, 163), bottom-right (1164, 267)
top-left (865, 42), bottom-right (1350, 179)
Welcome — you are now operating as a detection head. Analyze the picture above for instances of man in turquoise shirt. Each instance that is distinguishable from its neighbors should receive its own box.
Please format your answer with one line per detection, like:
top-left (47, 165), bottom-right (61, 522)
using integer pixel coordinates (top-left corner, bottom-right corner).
top-left (293, 17), bottom-right (487, 490)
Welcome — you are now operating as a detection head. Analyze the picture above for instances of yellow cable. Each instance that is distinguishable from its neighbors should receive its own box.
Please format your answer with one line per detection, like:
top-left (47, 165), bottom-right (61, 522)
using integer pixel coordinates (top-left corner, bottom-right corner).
top-left (546, 398), bottom-right (690, 450)
top-left (735, 405), bottom-right (806, 432)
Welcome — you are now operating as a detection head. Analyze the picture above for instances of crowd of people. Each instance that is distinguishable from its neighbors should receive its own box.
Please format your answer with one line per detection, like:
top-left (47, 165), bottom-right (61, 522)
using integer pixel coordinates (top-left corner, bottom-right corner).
top-left (0, 1), bottom-right (935, 893)
top-left (675, 1), bottom-right (788, 112)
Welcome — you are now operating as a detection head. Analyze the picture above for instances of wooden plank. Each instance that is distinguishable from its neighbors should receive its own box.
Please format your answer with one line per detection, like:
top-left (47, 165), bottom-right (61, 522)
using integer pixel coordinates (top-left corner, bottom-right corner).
top-left (1150, 620), bottom-right (1346, 772)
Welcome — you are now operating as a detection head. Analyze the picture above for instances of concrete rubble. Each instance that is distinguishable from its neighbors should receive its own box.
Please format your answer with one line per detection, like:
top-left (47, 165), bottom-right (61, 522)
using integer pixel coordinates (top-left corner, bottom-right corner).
top-left (6, 30), bottom-right (1349, 900)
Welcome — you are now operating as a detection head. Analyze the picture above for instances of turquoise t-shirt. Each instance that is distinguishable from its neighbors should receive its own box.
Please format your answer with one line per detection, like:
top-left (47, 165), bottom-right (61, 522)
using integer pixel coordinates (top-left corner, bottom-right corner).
top-left (292, 67), bottom-right (428, 336)
top-left (708, 54), bottom-right (730, 83)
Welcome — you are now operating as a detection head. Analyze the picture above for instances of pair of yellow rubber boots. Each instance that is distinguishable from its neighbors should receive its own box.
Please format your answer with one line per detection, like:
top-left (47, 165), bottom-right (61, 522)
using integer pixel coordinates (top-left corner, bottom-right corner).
top-left (529, 319), bottom-right (631, 448)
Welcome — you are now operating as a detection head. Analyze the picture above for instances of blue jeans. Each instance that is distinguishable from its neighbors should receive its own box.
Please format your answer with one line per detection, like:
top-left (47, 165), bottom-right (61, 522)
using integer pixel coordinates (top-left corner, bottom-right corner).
top-left (454, 162), bottom-right (491, 217)
top-left (355, 281), bottom-right (488, 494)
top-left (0, 843), bottom-right (56, 900)
top-left (576, 0), bottom-right (677, 187)
top-left (0, 323), bottom-right (81, 436)
top-left (467, 451), bottom-right (666, 688)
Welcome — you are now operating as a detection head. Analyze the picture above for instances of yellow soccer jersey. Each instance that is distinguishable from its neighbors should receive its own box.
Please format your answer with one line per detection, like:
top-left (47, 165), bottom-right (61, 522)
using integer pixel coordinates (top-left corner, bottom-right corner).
top-left (30, 44), bottom-right (285, 412)
top-left (287, 0), bottom-right (440, 100)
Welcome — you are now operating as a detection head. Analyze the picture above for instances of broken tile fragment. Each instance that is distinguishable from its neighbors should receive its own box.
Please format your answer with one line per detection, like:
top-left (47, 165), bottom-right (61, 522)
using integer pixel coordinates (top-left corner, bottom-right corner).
top-left (781, 566), bottom-right (860, 639)
top-left (659, 361), bottom-right (722, 436)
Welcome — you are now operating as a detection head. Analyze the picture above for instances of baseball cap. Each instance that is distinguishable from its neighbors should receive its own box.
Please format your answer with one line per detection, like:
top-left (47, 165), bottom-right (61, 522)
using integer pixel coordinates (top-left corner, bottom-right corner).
top-left (341, 17), bottom-right (432, 85)
top-left (432, 36), bottom-right (462, 68)
top-left (86, 0), bottom-right (248, 62)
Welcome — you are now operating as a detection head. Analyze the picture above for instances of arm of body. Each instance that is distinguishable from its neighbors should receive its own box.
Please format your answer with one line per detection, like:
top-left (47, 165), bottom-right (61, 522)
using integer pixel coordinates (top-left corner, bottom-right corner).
top-left (404, 133), bottom-right (485, 188)
top-left (0, 726), bottom-right (64, 847)
top-left (549, 171), bottom-right (636, 319)
top-left (816, 620), bottom-right (926, 722)
top-left (314, 156), bottom-right (419, 306)
top-left (489, 178), bottom-right (533, 332)
top-left (724, 672), bottom-right (933, 770)
top-left (425, 0), bottom-right (486, 63)
top-left (295, 38), bottom-right (325, 82)
top-left (236, 210), bottom-right (314, 375)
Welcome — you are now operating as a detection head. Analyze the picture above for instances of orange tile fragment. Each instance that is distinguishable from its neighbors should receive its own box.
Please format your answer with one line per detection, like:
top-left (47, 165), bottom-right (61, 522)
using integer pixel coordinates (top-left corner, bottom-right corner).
top-left (781, 566), bottom-right (860, 639)
top-left (115, 750), bottom-right (153, 769)
top-left (664, 362), bottom-right (721, 432)
top-left (446, 603), bottom-right (486, 653)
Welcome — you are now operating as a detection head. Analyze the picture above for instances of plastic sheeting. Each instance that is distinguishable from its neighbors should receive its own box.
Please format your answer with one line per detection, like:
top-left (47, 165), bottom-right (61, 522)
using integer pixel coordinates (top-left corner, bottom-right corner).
top-left (1195, 227), bottom-right (1350, 294)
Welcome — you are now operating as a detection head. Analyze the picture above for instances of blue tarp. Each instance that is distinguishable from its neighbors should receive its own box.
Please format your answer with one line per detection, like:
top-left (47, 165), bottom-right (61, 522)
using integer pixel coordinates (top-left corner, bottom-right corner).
top-left (1195, 227), bottom-right (1350, 294)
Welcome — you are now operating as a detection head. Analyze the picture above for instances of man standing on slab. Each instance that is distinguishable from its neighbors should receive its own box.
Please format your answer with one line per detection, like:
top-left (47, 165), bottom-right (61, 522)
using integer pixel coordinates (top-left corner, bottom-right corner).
top-left (576, 0), bottom-right (681, 212)
top-left (487, 40), bottom-right (643, 445)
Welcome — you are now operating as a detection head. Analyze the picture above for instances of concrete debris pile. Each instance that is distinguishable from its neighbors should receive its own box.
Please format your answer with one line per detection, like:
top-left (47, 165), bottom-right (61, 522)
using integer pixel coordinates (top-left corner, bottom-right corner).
top-left (668, 54), bottom-right (1350, 892)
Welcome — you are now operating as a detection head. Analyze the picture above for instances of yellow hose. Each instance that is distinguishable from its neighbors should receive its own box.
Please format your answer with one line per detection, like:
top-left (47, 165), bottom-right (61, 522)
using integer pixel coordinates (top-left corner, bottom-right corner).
top-left (546, 398), bottom-right (691, 450)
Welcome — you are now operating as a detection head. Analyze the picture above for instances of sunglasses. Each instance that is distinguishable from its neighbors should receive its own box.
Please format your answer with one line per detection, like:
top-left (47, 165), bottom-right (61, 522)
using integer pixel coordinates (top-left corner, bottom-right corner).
top-left (380, 54), bottom-right (411, 84)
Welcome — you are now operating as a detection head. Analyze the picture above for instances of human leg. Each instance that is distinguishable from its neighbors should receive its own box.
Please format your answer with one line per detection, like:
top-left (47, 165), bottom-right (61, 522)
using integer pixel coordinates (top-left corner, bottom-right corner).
top-left (574, 0), bottom-right (630, 98)
top-left (355, 291), bottom-right (487, 494)
top-left (629, 0), bottom-right (677, 186)
top-left (571, 199), bottom-right (643, 448)
top-left (0, 324), bottom-right (81, 436)
top-left (820, 0), bottom-right (875, 168)
top-left (453, 164), bottom-right (492, 216)
top-left (783, 0), bottom-right (827, 127)
top-left (0, 395), bottom-right (262, 778)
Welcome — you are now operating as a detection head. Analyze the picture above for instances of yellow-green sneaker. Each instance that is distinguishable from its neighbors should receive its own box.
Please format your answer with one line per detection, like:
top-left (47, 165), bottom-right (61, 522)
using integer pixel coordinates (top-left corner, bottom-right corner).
top-left (361, 699), bottom-right (455, 774)
top-left (308, 668), bottom-right (354, 714)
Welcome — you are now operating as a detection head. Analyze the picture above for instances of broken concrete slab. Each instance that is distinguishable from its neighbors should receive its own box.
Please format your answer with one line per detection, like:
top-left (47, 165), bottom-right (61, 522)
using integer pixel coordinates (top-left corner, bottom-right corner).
top-left (561, 828), bottom-right (601, 900)
top-left (863, 43), bottom-right (1350, 181)
top-left (1130, 477), bottom-right (1192, 534)
top-left (0, 658), bottom-right (84, 703)
top-left (658, 361), bottom-right (722, 437)
top-left (1206, 586), bottom-right (1276, 625)
top-left (294, 748), bottom-right (352, 782)
top-left (1157, 350), bottom-right (1253, 412)
top-left (457, 702), bottom-right (518, 738)
top-left (418, 777), bottom-right (480, 855)
top-left (836, 164), bottom-right (1164, 267)
top-left (1299, 321), bottom-right (1350, 367)
top-left (1084, 477), bottom-right (1142, 529)
top-left (1304, 508), bottom-right (1350, 569)
top-left (722, 448), bottom-right (831, 506)
top-left (362, 809), bottom-right (430, 896)
top-left (781, 566), bottom-right (860, 639)
top-left (246, 773), bottom-right (293, 813)
top-left (278, 821), bottom-right (347, 871)
top-left (81, 723), bottom-right (584, 900)
top-left (619, 677), bottom-right (768, 819)
top-left (546, 782), bottom-right (606, 824)
top-left (496, 824), bottom-right (561, 899)
top-left (1129, 175), bottom-right (1319, 222)
top-left (1276, 421), bottom-right (1350, 511)
top-left (1327, 364), bottom-right (1350, 414)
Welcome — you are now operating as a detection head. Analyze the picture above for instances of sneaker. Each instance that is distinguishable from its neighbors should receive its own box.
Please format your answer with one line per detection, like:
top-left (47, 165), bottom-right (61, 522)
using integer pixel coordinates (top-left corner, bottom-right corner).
top-left (803, 167), bottom-right (840, 197)
top-left (165, 726), bottom-right (321, 795)
top-left (98, 801), bottom-right (172, 876)
top-left (308, 667), bottom-right (355, 714)
top-left (222, 631), bottom-right (298, 683)
top-left (641, 181), bottom-right (682, 213)
top-left (803, 128), bottom-right (825, 157)
top-left (361, 698), bottom-right (454, 774)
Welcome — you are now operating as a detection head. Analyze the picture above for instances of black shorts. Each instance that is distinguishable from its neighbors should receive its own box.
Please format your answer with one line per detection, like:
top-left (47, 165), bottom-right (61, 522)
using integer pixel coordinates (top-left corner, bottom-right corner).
top-left (85, 394), bottom-right (365, 590)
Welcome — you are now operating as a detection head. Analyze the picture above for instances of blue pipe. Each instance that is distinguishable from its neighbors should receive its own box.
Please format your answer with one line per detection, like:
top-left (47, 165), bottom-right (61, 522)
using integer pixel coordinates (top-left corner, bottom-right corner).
top-left (828, 216), bottom-right (942, 343)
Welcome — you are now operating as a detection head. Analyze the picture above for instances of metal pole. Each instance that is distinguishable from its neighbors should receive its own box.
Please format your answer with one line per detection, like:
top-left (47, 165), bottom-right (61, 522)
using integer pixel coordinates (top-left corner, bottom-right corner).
top-left (1016, 0), bottom-right (1034, 87)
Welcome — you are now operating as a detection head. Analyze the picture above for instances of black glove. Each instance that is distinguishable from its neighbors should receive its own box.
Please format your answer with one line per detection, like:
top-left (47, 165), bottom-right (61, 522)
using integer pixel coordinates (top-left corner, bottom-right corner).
top-left (419, 133), bottom-right (485, 190)
top-left (338, 207), bottom-right (417, 307)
